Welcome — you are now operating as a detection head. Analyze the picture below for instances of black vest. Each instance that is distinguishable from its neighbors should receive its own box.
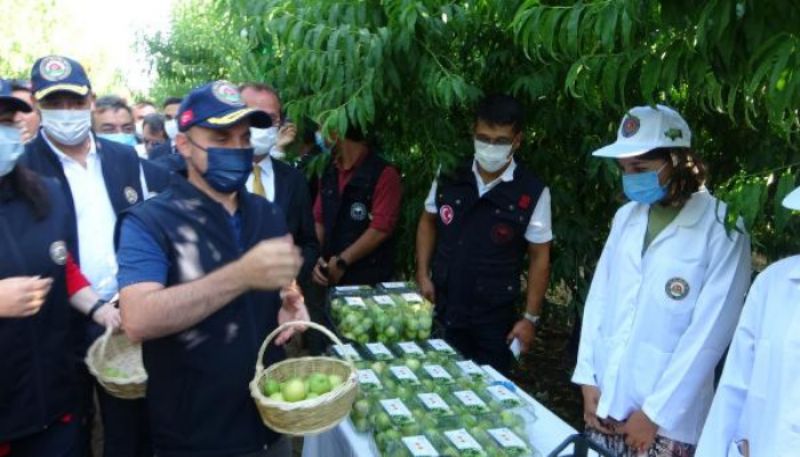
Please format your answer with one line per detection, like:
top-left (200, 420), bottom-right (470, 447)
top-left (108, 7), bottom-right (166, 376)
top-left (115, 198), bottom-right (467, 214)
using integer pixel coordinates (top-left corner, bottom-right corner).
top-left (0, 178), bottom-right (77, 441)
top-left (20, 133), bottom-right (152, 265)
top-left (320, 152), bottom-right (395, 285)
top-left (119, 177), bottom-right (286, 457)
top-left (432, 160), bottom-right (544, 327)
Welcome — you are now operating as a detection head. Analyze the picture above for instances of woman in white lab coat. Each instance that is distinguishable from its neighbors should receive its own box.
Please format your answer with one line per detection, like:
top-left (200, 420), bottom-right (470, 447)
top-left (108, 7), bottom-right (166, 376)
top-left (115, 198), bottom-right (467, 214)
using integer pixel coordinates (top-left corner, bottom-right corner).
top-left (572, 105), bottom-right (752, 456)
top-left (695, 187), bottom-right (800, 457)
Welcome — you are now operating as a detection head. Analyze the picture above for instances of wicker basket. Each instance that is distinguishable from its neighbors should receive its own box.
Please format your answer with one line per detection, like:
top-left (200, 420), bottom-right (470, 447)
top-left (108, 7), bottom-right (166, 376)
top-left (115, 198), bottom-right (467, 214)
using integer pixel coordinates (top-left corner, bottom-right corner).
top-left (86, 325), bottom-right (147, 399)
top-left (249, 321), bottom-right (358, 436)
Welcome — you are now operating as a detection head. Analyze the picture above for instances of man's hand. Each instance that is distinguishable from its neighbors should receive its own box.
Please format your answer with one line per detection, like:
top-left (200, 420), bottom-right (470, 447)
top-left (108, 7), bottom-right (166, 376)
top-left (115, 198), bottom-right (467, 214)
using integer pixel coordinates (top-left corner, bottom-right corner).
top-left (93, 300), bottom-right (122, 329)
top-left (236, 235), bottom-right (302, 290)
top-left (275, 282), bottom-right (310, 345)
top-left (276, 122), bottom-right (297, 150)
top-left (506, 318), bottom-right (535, 354)
top-left (416, 272), bottom-right (435, 303)
top-left (0, 276), bottom-right (52, 318)
top-left (312, 257), bottom-right (329, 286)
top-left (326, 256), bottom-right (345, 286)
top-left (581, 385), bottom-right (614, 434)
top-left (618, 410), bottom-right (658, 452)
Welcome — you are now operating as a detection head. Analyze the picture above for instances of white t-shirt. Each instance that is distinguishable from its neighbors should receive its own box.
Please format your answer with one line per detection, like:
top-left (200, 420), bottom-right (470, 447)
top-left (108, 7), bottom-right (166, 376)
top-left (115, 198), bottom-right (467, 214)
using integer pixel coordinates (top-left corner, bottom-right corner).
top-left (423, 159), bottom-right (553, 243)
top-left (245, 155), bottom-right (275, 202)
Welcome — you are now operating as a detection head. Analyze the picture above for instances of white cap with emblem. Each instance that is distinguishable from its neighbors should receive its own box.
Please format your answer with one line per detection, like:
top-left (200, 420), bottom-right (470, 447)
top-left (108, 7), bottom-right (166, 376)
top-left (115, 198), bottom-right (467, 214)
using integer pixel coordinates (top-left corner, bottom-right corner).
top-left (592, 104), bottom-right (692, 159)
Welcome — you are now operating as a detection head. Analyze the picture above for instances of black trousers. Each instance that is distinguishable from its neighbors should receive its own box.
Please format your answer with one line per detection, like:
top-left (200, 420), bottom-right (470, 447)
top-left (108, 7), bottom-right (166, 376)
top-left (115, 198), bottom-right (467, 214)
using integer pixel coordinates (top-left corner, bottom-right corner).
top-left (96, 386), bottom-right (151, 457)
top-left (445, 321), bottom-right (516, 376)
top-left (3, 415), bottom-right (82, 457)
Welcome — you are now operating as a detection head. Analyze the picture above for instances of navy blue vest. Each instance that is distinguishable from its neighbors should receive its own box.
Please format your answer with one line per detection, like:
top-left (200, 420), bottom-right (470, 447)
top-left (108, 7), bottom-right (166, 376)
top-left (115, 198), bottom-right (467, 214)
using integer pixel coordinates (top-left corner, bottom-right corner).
top-left (320, 152), bottom-right (395, 285)
top-left (432, 160), bottom-right (544, 327)
top-left (20, 132), bottom-right (154, 265)
top-left (119, 177), bottom-right (286, 457)
top-left (0, 177), bottom-right (77, 441)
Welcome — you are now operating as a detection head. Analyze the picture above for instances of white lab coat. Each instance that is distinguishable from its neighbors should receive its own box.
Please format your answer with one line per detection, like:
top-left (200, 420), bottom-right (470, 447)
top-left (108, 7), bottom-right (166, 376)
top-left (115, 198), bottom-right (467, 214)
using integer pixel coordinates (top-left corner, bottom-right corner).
top-left (572, 190), bottom-right (751, 445)
top-left (695, 256), bottom-right (800, 456)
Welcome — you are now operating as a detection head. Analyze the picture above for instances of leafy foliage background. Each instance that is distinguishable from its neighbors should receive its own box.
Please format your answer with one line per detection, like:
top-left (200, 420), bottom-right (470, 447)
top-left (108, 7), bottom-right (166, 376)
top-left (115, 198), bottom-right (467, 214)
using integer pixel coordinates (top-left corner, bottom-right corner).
top-left (145, 0), bottom-right (800, 322)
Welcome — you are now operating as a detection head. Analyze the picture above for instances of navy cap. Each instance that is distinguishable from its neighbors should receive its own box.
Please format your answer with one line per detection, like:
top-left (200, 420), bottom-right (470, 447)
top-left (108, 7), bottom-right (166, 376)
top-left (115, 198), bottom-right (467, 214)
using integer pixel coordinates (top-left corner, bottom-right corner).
top-left (0, 79), bottom-right (32, 113)
top-left (30, 55), bottom-right (91, 100)
top-left (177, 80), bottom-right (271, 132)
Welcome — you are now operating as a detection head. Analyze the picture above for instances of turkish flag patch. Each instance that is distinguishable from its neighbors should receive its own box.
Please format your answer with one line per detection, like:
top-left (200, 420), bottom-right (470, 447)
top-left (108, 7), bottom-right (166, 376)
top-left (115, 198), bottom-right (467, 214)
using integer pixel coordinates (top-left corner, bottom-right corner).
top-left (180, 109), bottom-right (194, 127)
top-left (518, 194), bottom-right (532, 209)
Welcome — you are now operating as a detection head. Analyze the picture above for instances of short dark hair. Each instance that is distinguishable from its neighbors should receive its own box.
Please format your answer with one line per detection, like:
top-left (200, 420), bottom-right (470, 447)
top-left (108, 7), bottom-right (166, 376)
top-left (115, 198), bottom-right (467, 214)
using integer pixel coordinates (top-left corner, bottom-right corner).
top-left (639, 147), bottom-right (708, 207)
top-left (162, 97), bottom-right (182, 108)
top-left (95, 95), bottom-right (132, 116)
top-left (134, 100), bottom-right (156, 109)
top-left (142, 113), bottom-right (166, 135)
top-left (475, 94), bottom-right (525, 133)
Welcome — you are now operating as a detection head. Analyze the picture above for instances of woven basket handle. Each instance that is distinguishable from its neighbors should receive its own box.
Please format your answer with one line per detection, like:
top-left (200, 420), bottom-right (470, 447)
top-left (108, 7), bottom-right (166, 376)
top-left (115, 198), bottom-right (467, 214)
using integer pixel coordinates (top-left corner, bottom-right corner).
top-left (256, 320), bottom-right (345, 372)
top-left (97, 324), bottom-right (115, 363)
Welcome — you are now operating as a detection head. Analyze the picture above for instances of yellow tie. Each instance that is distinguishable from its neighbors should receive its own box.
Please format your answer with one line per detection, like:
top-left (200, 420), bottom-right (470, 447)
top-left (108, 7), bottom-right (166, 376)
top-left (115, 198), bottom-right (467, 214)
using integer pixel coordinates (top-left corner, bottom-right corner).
top-left (252, 163), bottom-right (266, 197)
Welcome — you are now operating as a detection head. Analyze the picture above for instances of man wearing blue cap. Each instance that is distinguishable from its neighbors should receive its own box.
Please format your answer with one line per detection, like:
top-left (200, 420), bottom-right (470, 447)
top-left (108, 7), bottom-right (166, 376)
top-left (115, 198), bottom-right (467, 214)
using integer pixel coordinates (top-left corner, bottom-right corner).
top-left (19, 55), bottom-right (169, 457)
top-left (117, 80), bottom-right (308, 457)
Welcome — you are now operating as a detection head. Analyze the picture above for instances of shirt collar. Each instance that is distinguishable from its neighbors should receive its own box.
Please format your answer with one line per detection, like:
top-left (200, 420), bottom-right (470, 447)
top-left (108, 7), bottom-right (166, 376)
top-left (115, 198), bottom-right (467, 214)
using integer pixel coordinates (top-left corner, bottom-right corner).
top-left (43, 130), bottom-right (97, 164)
top-left (256, 154), bottom-right (273, 173)
top-left (471, 158), bottom-right (517, 185)
top-left (672, 188), bottom-right (712, 227)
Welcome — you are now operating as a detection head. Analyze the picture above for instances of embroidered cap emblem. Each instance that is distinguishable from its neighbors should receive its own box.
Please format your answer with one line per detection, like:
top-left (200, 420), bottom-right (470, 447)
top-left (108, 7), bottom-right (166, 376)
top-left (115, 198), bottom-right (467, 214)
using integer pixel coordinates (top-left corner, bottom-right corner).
top-left (39, 56), bottom-right (72, 82)
top-left (621, 115), bottom-right (640, 138)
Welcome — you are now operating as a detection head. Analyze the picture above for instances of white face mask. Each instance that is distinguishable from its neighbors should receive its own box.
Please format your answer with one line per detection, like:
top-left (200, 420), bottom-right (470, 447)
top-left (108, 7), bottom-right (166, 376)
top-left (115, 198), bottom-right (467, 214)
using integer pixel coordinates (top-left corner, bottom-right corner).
top-left (250, 126), bottom-right (279, 157)
top-left (164, 119), bottom-right (178, 140)
top-left (0, 125), bottom-right (24, 177)
top-left (474, 139), bottom-right (512, 173)
top-left (40, 109), bottom-right (92, 146)
top-left (135, 120), bottom-right (144, 139)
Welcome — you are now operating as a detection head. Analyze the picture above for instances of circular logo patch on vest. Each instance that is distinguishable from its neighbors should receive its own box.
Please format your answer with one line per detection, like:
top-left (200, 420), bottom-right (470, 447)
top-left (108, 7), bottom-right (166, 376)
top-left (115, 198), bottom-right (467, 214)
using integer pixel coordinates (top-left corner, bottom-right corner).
top-left (665, 277), bottom-right (690, 300)
top-left (439, 205), bottom-right (454, 225)
top-left (621, 114), bottom-right (640, 138)
top-left (39, 56), bottom-right (72, 82)
top-left (350, 202), bottom-right (368, 221)
top-left (49, 241), bottom-right (68, 265)
top-left (124, 186), bottom-right (139, 205)
top-left (490, 223), bottom-right (515, 245)
top-left (212, 81), bottom-right (243, 106)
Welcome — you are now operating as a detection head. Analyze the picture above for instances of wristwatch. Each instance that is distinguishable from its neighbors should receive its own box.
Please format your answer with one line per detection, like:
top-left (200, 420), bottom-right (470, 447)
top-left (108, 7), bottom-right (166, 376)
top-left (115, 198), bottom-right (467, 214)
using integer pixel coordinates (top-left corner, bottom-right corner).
top-left (88, 299), bottom-right (108, 320)
top-left (523, 312), bottom-right (541, 327)
top-left (335, 256), bottom-right (349, 271)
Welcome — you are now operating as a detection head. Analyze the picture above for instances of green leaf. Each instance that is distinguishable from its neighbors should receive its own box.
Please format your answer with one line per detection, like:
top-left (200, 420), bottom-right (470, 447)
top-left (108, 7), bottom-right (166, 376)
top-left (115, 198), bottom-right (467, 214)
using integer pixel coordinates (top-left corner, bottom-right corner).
top-left (774, 170), bottom-right (796, 233)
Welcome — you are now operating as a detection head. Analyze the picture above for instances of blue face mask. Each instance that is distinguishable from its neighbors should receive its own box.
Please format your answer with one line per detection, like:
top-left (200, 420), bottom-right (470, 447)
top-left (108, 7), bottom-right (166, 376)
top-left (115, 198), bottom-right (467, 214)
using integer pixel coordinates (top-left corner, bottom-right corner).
top-left (98, 132), bottom-right (138, 147)
top-left (622, 163), bottom-right (668, 204)
top-left (200, 145), bottom-right (254, 194)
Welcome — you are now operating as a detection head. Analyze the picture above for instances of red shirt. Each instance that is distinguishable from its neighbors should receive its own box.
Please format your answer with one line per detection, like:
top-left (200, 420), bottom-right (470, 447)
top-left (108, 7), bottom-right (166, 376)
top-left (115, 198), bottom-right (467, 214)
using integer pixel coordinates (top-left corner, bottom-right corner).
top-left (313, 151), bottom-right (402, 234)
top-left (66, 252), bottom-right (90, 297)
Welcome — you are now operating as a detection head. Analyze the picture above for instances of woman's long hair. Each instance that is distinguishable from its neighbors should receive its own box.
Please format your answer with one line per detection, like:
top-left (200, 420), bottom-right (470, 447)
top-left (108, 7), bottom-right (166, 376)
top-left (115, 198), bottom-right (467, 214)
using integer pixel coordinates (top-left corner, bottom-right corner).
top-left (0, 164), bottom-right (51, 220)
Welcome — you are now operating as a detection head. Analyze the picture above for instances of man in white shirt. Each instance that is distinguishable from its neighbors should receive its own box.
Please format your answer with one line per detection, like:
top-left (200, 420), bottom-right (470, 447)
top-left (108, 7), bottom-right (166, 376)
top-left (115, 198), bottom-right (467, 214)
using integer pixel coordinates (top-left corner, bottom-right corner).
top-left (415, 94), bottom-right (552, 374)
top-left (20, 55), bottom-right (165, 457)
